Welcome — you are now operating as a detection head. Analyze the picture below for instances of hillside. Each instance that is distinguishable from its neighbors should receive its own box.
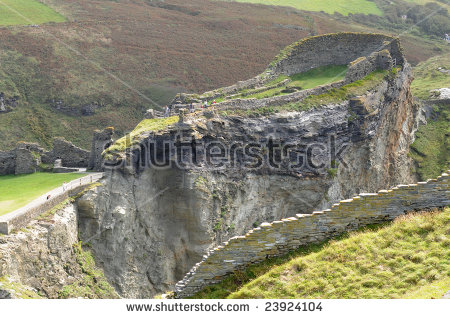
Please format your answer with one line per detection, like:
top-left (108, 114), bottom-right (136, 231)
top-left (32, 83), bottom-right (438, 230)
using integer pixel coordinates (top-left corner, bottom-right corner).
top-left (0, 0), bottom-right (448, 151)
top-left (192, 208), bottom-right (450, 299)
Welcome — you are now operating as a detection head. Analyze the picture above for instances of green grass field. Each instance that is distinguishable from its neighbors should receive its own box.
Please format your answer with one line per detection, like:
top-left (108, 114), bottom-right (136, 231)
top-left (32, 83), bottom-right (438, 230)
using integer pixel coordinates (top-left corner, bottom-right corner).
top-left (0, 0), bottom-right (66, 26)
top-left (0, 172), bottom-right (86, 216)
top-left (238, 65), bottom-right (348, 99)
top-left (410, 104), bottom-right (449, 180)
top-left (223, 0), bottom-right (383, 16)
top-left (193, 208), bottom-right (450, 299)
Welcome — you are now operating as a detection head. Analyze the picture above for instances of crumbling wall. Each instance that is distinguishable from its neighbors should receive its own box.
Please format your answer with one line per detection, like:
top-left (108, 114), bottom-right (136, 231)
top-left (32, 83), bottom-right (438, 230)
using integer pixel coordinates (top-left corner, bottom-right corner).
top-left (270, 33), bottom-right (403, 76)
top-left (0, 151), bottom-right (15, 175)
top-left (42, 137), bottom-right (89, 168)
top-left (88, 127), bottom-right (114, 171)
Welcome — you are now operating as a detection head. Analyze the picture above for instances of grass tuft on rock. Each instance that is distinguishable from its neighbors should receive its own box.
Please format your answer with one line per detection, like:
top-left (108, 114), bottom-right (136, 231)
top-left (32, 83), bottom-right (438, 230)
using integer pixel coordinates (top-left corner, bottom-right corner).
top-left (57, 242), bottom-right (119, 299)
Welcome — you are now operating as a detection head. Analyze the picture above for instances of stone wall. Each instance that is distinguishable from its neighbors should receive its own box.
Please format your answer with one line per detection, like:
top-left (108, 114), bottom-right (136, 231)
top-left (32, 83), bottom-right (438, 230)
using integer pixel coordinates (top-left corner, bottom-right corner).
top-left (270, 33), bottom-right (403, 76)
top-left (173, 33), bottom-right (402, 110)
top-left (174, 171), bottom-right (449, 298)
top-left (88, 127), bottom-right (114, 171)
top-left (42, 137), bottom-right (89, 168)
top-left (0, 137), bottom-right (94, 176)
top-left (0, 151), bottom-right (15, 175)
top-left (214, 80), bottom-right (345, 111)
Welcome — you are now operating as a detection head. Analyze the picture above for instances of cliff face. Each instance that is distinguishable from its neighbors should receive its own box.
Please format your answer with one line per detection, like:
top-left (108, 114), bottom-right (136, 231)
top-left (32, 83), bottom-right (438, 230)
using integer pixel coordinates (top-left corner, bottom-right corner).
top-left (77, 62), bottom-right (419, 298)
top-left (0, 204), bottom-right (118, 299)
top-left (0, 205), bottom-right (79, 298)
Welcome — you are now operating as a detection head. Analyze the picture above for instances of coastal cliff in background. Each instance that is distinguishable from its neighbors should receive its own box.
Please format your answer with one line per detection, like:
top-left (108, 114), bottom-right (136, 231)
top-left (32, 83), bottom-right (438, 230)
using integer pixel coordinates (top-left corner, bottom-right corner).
top-left (75, 33), bottom-right (422, 298)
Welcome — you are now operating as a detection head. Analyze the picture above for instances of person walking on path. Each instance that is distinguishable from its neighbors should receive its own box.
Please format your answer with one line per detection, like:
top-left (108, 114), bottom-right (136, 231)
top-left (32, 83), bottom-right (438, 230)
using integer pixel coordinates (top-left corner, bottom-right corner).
top-left (164, 105), bottom-right (170, 118)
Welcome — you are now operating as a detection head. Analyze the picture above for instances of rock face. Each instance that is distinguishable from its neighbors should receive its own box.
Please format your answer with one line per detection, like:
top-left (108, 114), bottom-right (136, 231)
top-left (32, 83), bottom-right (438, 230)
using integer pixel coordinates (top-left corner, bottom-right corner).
top-left (0, 203), bottom-right (119, 299)
top-left (78, 62), bottom-right (419, 298)
top-left (0, 205), bottom-right (79, 298)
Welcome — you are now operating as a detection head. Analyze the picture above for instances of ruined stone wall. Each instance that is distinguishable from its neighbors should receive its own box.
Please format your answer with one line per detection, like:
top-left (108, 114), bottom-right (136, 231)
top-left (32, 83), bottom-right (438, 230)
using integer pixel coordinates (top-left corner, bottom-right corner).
top-left (42, 137), bottom-right (89, 168)
top-left (0, 151), bottom-right (15, 175)
top-left (270, 33), bottom-right (403, 76)
top-left (174, 172), bottom-right (449, 298)
top-left (174, 33), bottom-right (402, 108)
top-left (88, 127), bottom-right (114, 171)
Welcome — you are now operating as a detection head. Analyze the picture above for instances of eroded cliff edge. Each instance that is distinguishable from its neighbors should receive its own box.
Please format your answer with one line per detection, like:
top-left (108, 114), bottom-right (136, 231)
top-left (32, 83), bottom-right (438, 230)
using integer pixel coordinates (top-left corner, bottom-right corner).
top-left (77, 53), bottom-right (420, 298)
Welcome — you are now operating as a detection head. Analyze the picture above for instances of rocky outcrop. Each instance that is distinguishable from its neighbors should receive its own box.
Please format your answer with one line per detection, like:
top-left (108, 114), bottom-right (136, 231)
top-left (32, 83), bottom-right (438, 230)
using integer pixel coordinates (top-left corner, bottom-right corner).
top-left (0, 205), bottom-right (79, 298)
top-left (78, 62), bottom-right (419, 298)
top-left (74, 33), bottom-right (421, 298)
top-left (0, 203), bottom-right (118, 299)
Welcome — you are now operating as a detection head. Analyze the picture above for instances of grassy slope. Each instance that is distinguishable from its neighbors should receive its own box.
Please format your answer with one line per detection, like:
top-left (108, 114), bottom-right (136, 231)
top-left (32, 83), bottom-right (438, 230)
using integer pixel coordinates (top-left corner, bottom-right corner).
top-left (194, 208), bottom-right (450, 299)
top-left (410, 104), bottom-right (449, 180)
top-left (57, 242), bottom-right (119, 299)
top-left (0, 172), bottom-right (86, 216)
top-left (0, 0), bottom-right (66, 26)
top-left (224, 0), bottom-right (383, 16)
top-left (411, 53), bottom-right (450, 100)
top-left (242, 65), bottom-right (347, 99)
top-left (409, 53), bottom-right (449, 180)
top-left (222, 69), bottom-right (391, 117)
top-left (105, 115), bottom-right (179, 155)
top-left (0, 0), bottom-right (314, 150)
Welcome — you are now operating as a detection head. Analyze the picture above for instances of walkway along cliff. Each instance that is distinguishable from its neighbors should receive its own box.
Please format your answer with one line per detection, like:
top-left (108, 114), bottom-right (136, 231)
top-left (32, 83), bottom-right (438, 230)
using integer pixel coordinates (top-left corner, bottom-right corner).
top-left (69, 33), bottom-right (435, 298)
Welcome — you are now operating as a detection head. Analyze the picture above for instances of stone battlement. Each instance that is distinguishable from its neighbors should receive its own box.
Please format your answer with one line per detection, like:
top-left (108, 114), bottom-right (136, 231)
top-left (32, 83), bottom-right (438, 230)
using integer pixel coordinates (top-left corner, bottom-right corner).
top-left (174, 171), bottom-right (449, 298)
